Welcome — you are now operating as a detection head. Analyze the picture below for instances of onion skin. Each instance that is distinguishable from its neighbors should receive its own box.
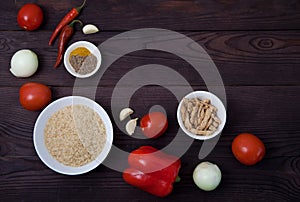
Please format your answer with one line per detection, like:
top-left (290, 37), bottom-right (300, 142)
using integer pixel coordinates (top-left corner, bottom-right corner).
top-left (193, 161), bottom-right (222, 191)
top-left (10, 49), bottom-right (38, 78)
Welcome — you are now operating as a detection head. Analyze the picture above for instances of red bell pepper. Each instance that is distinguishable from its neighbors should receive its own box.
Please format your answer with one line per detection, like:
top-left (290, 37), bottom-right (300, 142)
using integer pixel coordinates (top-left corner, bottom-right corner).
top-left (123, 146), bottom-right (181, 197)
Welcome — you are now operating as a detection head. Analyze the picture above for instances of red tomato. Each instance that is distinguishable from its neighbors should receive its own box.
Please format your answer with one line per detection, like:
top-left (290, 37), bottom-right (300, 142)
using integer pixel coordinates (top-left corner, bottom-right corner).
top-left (140, 112), bottom-right (168, 138)
top-left (232, 133), bottom-right (266, 165)
top-left (19, 82), bottom-right (52, 111)
top-left (17, 4), bottom-right (43, 31)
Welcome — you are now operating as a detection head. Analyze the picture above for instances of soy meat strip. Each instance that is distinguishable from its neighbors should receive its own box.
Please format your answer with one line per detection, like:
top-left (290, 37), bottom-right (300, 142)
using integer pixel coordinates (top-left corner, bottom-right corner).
top-left (180, 101), bottom-right (187, 121)
top-left (190, 105), bottom-right (198, 127)
top-left (180, 98), bottom-right (221, 136)
top-left (212, 113), bottom-right (221, 125)
top-left (190, 128), bottom-right (213, 136)
top-left (204, 118), bottom-right (213, 131)
top-left (198, 106), bottom-right (205, 125)
top-left (199, 108), bottom-right (212, 130)
top-left (184, 115), bottom-right (193, 130)
top-left (181, 100), bottom-right (193, 130)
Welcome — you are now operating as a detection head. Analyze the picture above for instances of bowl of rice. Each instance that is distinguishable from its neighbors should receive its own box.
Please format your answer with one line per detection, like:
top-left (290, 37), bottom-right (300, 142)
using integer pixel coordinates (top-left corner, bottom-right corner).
top-left (33, 96), bottom-right (113, 175)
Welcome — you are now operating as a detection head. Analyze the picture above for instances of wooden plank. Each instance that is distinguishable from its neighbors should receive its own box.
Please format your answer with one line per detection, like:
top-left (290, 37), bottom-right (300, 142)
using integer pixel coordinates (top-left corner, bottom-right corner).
top-left (0, 31), bottom-right (300, 87)
top-left (0, 155), bottom-right (299, 201)
top-left (1, 85), bottom-right (300, 158)
top-left (3, 0), bottom-right (300, 31)
top-left (1, 1), bottom-right (300, 201)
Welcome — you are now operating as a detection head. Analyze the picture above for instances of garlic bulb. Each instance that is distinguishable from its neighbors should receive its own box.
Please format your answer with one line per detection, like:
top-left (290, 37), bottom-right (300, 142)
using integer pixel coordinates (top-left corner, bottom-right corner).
top-left (10, 49), bottom-right (38, 78)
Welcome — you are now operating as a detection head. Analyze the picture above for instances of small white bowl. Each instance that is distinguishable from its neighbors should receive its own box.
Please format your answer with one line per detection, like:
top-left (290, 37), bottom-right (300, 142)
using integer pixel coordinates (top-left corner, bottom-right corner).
top-left (64, 41), bottom-right (102, 78)
top-left (33, 96), bottom-right (113, 175)
top-left (177, 91), bottom-right (226, 140)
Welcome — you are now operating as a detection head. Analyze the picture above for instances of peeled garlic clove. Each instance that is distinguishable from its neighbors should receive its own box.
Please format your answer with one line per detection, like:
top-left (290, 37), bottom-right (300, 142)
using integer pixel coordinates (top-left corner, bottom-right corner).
top-left (119, 108), bottom-right (134, 121)
top-left (126, 118), bottom-right (138, 136)
top-left (82, 24), bottom-right (99, 34)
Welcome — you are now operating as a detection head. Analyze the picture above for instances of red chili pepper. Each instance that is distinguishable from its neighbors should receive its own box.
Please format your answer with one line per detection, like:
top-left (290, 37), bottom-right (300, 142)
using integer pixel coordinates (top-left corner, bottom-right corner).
top-left (54, 20), bottom-right (82, 68)
top-left (48, 0), bottom-right (86, 46)
top-left (123, 146), bottom-right (181, 197)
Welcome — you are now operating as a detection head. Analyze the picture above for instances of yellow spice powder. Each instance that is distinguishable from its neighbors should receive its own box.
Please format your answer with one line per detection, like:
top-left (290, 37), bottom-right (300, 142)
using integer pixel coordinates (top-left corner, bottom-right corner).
top-left (70, 47), bottom-right (91, 57)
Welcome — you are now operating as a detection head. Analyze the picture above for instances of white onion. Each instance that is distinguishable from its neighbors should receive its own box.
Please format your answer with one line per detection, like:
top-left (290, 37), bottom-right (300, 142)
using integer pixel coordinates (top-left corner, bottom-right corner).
top-left (193, 161), bottom-right (222, 191)
top-left (10, 49), bottom-right (38, 77)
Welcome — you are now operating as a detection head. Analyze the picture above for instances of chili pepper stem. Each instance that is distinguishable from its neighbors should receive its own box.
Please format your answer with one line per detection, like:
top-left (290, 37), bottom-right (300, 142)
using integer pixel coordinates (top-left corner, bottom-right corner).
top-left (76, 0), bottom-right (87, 12)
top-left (48, 0), bottom-right (86, 45)
top-left (54, 19), bottom-right (82, 68)
top-left (175, 176), bottom-right (181, 182)
top-left (69, 20), bottom-right (83, 28)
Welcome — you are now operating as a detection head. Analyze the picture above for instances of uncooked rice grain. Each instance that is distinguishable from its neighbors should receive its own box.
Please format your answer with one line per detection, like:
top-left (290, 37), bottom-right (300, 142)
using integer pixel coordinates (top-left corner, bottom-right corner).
top-left (44, 105), bottom-right (107, 167)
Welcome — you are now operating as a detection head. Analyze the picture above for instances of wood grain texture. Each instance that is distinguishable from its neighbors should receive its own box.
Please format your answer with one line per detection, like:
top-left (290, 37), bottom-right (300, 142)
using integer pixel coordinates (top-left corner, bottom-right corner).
top-left (0, 157), bottom-right (299, 202)
top-left (1, 0), bottom-right (300, 201)
top-left (1, 85), bottom-right (300, 156)
top-left (2, 0), bottom-right (300, 31)
top-left (1, 87), bottom-right (300, 201)
top-left (0, 31), bottom-right (300, 87)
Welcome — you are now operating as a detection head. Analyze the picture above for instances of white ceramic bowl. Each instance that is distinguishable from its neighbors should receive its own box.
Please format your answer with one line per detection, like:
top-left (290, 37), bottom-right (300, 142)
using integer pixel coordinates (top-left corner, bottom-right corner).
top-left (33, 96), bottom-right (113, 175)
top-left (64, 41), bottom-right (102, 78)
top-left (177, 91), bottom-right (226, 140)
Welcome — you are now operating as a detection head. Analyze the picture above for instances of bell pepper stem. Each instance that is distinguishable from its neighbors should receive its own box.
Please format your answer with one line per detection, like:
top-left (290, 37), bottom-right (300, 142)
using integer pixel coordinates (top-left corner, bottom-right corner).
top-left (175, 176), bottom-right (181, 183)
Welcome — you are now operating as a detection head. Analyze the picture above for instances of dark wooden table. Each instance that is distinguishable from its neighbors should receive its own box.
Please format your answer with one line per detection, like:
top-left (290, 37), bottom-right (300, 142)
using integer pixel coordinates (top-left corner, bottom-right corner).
top-left (1, 0), bottom-right (300, 201)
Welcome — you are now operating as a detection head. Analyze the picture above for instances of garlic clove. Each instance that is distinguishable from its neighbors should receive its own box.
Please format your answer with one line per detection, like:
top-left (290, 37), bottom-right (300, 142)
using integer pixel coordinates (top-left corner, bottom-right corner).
top-left (119, 108), bottom-right (134, 121)
top-left (82, 24), bottom-right (99, 34)
top-left (125, 118), bottom-right (138, 136)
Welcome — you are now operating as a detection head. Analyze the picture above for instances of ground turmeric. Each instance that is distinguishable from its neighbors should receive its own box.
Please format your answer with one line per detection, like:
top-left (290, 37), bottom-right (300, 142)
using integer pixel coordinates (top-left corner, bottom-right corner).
top-left (69, 46), bottom-right (97, 75)
top-left (70, 47), bottom-right (91, 57)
